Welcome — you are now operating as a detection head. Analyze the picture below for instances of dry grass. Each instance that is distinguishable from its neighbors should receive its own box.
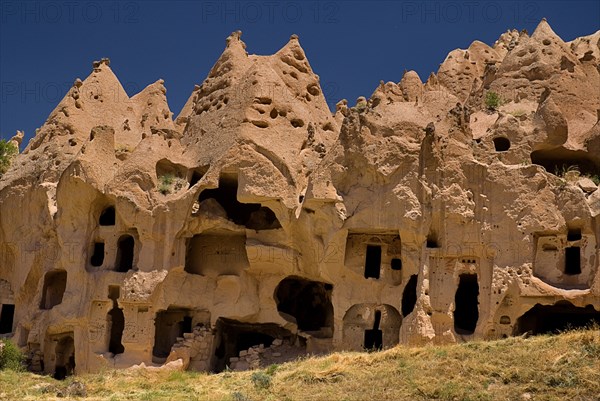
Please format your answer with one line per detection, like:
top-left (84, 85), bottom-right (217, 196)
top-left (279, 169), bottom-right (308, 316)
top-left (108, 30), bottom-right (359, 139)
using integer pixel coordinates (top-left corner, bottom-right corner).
top-left (1, 329), bottom-right (599, 401)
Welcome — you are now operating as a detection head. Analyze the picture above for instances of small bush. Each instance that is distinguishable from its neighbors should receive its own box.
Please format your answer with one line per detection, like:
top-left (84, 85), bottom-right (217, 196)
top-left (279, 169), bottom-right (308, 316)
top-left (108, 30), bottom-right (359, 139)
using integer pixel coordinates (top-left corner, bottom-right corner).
top-left (0, 139), bottom-right (17, 176)
top-left (251, 371), bottom-right (272, 389)
top-left (485, 91), bottom-right (502, 111)
top-left (157, 174), bottom-right (187, 195)
top-left (0, 339), bottom-right (25, 371)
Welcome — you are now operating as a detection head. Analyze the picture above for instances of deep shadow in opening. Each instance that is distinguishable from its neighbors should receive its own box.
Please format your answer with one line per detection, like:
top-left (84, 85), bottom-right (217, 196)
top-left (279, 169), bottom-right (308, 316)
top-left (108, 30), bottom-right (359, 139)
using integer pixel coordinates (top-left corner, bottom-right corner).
top-left (363, 310), bottom-right (383, 351)
top-left (390, 258), bottom-right (402, 271)
top-left (426, 231), bottom-right (439, 248)
top-left (402, 275), bottom-right (418, 317)
top-left (454, 274), bottom-right (479, 335)
top-left (152, 309), bottom-right (193, 360)
top-left (493, 137), bottom-right (511, 152)
top-left (274, 277), bottom-right (334, 337)
top-left (108, 305), bottom-right (125, 355)
top-left (99, 206), bottom-right (116, 226)
top-left (54, 336), bottom-right (75, 380)
top-left (530, 148), bottom-right (600, 177)
top-left (40, 270), bottom-right (67, 310)
top-left (364, 245), bottom-right (381, 279)
top-left (198, 174), bottom-right (281, 230)
top-left (189, 170), bottom-right (204, 187)
top-left (565, 247), bottom-right (581, 275)
top-left (567, 227), bottom-right (582, 242)
top-left (514, 301), bottom-right (600, 335)
top-left (212, 318), bottom-right (293, 373)
top-left (115, 235), bottom-right (134, 272)
top-left (90, 242), bottom-right (105, 267)
top-left (0, 304), bottom-right (15, 334)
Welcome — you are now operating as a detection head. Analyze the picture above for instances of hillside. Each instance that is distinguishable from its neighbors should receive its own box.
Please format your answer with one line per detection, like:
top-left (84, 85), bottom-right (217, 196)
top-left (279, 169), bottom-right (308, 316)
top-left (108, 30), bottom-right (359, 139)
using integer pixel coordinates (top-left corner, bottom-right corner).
top-left (1, 328), bottom-right (599, 401)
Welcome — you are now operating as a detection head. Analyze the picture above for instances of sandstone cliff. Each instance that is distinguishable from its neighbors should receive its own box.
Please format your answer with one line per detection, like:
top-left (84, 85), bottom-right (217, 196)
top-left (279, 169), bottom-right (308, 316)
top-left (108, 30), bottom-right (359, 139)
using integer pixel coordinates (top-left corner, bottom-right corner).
top-left (0, 22), bottom-right (599, 377)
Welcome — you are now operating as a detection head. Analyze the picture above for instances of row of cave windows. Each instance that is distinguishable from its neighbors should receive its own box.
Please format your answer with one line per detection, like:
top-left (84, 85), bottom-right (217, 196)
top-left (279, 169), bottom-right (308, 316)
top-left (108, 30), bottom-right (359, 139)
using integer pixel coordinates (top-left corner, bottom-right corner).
top-left (46, 298), bottom-right (600, 380)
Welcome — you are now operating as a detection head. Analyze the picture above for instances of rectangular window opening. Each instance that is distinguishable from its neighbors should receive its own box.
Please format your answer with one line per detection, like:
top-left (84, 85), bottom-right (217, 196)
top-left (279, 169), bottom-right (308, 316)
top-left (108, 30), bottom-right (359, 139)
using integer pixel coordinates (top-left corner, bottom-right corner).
top-left (364, 245), bottom-right (381, 279)
top-left (565, 246), bottom-right (581, 275)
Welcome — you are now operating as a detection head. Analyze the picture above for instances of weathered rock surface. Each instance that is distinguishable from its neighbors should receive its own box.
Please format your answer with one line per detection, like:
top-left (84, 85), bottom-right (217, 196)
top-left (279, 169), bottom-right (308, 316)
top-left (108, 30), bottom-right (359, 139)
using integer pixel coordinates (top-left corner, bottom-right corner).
top-left (0, 22), bottom-right (599, 376)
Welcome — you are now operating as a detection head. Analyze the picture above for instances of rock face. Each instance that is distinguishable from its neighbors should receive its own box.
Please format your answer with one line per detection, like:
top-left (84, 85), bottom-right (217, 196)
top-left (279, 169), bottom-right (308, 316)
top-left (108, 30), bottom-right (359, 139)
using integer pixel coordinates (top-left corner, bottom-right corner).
top-left (1, 23), bottom-right (600, 377)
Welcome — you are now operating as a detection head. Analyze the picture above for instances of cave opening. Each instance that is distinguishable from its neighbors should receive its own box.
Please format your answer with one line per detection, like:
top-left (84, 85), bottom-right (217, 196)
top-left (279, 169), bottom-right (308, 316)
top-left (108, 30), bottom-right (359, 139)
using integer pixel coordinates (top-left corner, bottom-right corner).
top-left (567, 227), bottom-right (582, 242)
top-left (493, 137), bottom-right (511, 152)
top-left (198, 174), bottom-right (281, 230)
top-left (530, 148), bottom-right (600, 177)
top-left (363, 310), bottom-right (383, 351)
top-left (99, 206), bottom-right (116, 226)
top-left (426, 231), bottom-right (439, 248)
top-left (454, 274), bottom-right (479, 335)
top-left (364, 245), bottom-right (382, 279)
top-left (0, 304), bottom-right (15, 334)
top-left (108, 305), bottom-right (125, 355)
top-left (402, 275), bottom-right (418, 317)
top-left (90, 242), bottom-right (105, 267)
top-left (40, 270), bottom-right (67, 310)
top-left (152, 309), bottom-right (193, 361)
top-left (212, 318), bottom-right (291, 373)
top-left (115, 235), bottom-right (134, 272)
top-left (390, 258), bottom-right (402, 271)
top-left (274, 277), bottom-right (334, 337)
top-left (53, 335), bottom-right (75, 380)
top-left (565, 247), bottom-right (581, 275)
top-left (514, 302), bottom-right (600, 335)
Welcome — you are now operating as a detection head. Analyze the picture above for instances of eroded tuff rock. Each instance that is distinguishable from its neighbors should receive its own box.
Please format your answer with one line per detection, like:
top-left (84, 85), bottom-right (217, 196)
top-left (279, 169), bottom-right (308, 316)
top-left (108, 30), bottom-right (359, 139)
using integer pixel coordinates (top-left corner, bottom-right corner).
top-left (1, 23), bottom-right (599, 376)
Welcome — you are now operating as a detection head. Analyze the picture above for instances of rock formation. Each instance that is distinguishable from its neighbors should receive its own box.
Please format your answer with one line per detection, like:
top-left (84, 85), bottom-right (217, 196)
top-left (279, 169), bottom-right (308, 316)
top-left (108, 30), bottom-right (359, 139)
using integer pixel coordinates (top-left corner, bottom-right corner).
top-left (1, 22), bottom-right (599, 377)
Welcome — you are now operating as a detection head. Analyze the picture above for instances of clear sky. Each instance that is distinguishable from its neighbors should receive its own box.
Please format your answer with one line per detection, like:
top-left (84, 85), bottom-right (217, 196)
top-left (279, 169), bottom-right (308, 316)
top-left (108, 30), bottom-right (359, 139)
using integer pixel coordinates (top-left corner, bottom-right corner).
top-left (1, 0), bottom-right (599, 144)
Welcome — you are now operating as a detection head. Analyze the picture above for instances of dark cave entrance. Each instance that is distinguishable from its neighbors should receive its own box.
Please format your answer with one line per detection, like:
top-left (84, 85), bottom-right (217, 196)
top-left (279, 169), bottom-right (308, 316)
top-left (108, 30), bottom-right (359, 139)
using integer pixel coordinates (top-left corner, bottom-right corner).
top-left (0, 304), bottom-right (15, 334)
top-left (364, 245), bottom-right (382, 279)
top-left (401, 275), bottom-right (418, 317)
top-left (152, 309), bottom-right (193, 360)
top-left (212, 318), bottom-right (291, 373)
top-left (40, 270), bottom-right (67, 310)
top-left (493, 137), bottom-right (511, 152)
top-left (115, 235), bottom-right (134, 272)
top-left (108, 306), bottom-right (125, 355)
top-left (514, 302), bottom-right (600, 335)
top-left (53, 335), bottom-right (75, 380)
top-left (564, 247), bottom-right (581, 275)
top-left (99, 206), bottom-right (116, 226)
top-left (198, 174), bottom-right (281, 230)
top-left (363, 310), bottom-right (383, 351)
top-left (90, 242), bottom-right (105, 267)
top-left (274, 277), bottom-right (334, 337)
top-left (454, 274), bottom-right (479, 335)
top-left (530, 148), bottom-right (600, 177)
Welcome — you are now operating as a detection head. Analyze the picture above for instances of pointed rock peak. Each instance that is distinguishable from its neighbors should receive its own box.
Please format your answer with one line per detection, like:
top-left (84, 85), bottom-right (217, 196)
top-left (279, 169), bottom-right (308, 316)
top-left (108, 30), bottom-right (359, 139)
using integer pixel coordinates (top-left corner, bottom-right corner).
top-left (277, 34), bottom-right (308, 62)
top-left (401, 70), bottom-right (422, 83)
top-left (81, 58), bottom-right (128, 102)
top-left (425, 72), bottom-right (439, 89)
top-left (226, 30), bottom-right (246, 50)
top-left (140, 79), bottom-right (167, 96)
top-left (532, 18), bottom-right (563, 44)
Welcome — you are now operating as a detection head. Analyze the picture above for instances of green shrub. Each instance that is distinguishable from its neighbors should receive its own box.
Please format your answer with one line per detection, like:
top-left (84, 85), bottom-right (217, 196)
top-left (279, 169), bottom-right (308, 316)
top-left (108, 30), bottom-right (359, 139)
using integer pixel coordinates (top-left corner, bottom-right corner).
top-left (157, 174), bottom-right (188, 195)
top-left (251, 371), bottom-right (272, 389)
top-left (485, 91), bottom-right (502, 111)
top-left (0, 139), bottom-right (17, 176)
top-left (0, 339), bottom-right (25, 371)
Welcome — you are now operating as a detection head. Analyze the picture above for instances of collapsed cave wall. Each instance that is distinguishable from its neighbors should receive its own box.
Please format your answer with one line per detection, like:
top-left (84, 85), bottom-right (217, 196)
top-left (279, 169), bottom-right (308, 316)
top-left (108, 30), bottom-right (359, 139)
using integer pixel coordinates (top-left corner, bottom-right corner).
top-left (0, 24), bottom-right (599, 376)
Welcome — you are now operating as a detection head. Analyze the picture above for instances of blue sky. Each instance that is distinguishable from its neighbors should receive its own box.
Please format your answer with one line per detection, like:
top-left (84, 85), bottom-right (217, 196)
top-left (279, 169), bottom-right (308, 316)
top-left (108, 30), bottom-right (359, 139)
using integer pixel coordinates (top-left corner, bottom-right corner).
top-left (1, 0), bottom-right (599, 144)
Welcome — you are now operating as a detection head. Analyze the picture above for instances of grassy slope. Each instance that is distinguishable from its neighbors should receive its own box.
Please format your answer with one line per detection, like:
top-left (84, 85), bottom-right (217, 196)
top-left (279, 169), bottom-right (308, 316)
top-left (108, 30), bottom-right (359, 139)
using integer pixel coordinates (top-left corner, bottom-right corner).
top-left (1, 329), bottom-right (599, 401)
